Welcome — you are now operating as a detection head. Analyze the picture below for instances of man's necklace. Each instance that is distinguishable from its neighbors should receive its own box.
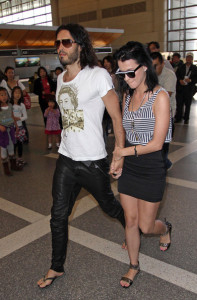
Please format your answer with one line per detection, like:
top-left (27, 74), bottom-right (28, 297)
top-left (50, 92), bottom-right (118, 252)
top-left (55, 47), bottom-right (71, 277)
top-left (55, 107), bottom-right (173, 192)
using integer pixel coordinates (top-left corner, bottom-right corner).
top-left (131, 92), bottom-right (147, 140)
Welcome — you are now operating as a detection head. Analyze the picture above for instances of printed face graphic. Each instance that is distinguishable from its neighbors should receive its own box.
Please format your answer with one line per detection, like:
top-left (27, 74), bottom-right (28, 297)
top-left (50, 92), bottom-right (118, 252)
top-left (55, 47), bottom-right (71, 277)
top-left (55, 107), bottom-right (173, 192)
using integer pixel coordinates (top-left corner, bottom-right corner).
top-left (57, 84), bottom-right (84, 132)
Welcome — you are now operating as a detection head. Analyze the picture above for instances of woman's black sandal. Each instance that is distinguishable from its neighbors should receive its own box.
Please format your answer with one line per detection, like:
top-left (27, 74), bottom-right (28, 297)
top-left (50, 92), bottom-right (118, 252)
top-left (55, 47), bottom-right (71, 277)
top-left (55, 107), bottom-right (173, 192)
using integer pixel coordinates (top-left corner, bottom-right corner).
top-left (120, 262), bottom-right (140, 288)
top-left (160, 219), bottom-right (172, 251)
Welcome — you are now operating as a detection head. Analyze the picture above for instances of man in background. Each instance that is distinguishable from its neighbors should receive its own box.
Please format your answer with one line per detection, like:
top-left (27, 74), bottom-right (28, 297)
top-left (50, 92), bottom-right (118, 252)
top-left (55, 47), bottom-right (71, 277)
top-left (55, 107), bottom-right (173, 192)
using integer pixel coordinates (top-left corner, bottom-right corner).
top-left (175, 52), bottom-right (197, 124)
top-left (150, 51), bottom-right (177, 170)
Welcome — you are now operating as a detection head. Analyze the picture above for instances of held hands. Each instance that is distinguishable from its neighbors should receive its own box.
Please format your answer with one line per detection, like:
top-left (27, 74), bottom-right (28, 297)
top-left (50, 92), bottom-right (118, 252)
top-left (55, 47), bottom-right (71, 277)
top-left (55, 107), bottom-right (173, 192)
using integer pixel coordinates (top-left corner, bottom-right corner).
top-left (109, 146), bottom-right (124, 179)
top-left (110, 157), bottom-right (123, 179)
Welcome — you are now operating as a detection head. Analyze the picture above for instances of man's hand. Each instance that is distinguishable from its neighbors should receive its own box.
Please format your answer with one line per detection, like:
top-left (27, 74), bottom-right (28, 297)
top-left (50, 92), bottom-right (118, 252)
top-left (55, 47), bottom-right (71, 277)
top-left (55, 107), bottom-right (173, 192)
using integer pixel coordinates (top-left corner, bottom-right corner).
top-left (113, 146), bottom-right (123, 161)
top-left (0, 125), bottom-right (6, 132)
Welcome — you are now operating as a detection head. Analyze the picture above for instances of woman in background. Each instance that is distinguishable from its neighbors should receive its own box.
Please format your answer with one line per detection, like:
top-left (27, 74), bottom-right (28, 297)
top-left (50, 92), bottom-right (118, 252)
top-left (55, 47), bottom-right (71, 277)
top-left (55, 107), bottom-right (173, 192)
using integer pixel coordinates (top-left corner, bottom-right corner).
top-left (34, 66), bottom-right (55, 125)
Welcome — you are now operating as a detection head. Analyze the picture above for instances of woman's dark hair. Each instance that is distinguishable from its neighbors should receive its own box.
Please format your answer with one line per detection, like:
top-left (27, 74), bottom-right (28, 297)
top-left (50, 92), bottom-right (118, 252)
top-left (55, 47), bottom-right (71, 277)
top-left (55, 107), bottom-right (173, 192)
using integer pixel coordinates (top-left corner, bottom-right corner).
top-left (0, 87), bottom-right (9, 110)
top-left (114, 41), bottom-right (158, 95)
top-left (37, 66), bottom-right (48, 78)
top-left (10, 86), bottom-right (24, 105)
top-left (102, 55), bottom-right (117, 73)
top-left (4, 66), bottom-right (15, 81)
top-left (56, 24), bottom-right (98, 69)
top-left (48, 98), bottom-right (58, 109)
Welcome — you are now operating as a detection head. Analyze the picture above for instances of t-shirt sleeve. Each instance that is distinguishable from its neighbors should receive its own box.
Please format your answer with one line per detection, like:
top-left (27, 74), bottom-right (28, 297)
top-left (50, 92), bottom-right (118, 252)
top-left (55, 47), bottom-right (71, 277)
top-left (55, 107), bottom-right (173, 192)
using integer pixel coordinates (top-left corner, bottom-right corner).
top-left (94, 68), bottom-right (114, 98)
top-left (165, 71), bottom-right (177, 93)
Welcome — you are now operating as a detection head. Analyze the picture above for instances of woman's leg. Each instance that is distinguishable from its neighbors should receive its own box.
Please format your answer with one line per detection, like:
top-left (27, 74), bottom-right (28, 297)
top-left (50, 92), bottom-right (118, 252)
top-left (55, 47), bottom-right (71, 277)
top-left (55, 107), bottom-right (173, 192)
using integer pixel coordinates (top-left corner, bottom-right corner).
top-left (138, 200), bottom-right (171, 250)
top-left (48, 135), bottom-right (52, 148)
top-left (120, 193), bottom-right (140, 287)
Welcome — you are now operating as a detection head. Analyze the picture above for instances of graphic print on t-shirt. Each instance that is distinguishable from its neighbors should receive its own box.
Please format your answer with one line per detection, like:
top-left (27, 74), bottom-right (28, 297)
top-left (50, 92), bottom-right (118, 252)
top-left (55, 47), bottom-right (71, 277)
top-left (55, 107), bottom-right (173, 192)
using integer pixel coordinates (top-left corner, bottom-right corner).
top-left (57, 84), bottom-right (84, 132)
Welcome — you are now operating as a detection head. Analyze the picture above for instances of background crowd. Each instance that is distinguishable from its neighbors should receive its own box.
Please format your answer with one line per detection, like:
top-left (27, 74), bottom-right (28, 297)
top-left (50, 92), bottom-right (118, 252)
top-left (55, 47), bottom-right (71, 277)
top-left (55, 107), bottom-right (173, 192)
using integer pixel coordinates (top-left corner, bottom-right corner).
top-left (0, 42), bottom-right (197, 177)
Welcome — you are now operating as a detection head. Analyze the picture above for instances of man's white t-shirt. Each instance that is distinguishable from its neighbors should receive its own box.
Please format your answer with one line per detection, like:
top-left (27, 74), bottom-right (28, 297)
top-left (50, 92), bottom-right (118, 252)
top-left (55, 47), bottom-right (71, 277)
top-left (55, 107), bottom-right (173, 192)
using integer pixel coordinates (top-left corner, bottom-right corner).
top-left (56, 66), bottom-right (114, 161)
top-left (158, 66), bottom-right (177, 117)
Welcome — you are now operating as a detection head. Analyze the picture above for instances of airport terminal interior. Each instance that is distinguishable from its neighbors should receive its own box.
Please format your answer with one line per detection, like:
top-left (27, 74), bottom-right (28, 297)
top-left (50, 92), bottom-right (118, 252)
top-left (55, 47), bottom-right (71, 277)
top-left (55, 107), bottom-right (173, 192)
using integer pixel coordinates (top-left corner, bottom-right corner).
top-left (0, 0), bottom-right (197, 299)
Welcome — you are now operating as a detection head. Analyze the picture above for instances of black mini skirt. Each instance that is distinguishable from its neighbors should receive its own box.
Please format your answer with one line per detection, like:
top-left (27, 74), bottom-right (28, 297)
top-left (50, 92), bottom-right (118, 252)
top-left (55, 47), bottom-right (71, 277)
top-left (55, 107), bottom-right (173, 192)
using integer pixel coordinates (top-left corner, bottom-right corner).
top-left (118, 141), bottom-right (166, 202)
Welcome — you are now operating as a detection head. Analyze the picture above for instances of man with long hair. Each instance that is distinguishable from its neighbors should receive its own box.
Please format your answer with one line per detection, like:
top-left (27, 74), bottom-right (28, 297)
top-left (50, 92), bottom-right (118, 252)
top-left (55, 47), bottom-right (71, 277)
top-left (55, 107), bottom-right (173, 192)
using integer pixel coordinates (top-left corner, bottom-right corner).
top-left (37, 23), bottom-right (125, 288)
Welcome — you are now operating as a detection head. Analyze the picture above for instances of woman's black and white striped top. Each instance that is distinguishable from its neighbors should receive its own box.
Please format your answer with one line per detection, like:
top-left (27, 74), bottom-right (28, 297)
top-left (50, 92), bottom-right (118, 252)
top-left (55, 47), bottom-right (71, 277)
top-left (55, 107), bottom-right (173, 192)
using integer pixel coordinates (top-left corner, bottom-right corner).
top-left (123, 87), bottom-right (172, 145)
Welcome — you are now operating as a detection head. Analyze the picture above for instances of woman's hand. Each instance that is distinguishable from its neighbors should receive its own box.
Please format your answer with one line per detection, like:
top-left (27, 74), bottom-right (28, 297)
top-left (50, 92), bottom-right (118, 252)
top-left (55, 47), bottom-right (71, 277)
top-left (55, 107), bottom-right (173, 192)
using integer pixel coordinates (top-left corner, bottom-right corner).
top-left (110, 158), bottom-right (123, 179)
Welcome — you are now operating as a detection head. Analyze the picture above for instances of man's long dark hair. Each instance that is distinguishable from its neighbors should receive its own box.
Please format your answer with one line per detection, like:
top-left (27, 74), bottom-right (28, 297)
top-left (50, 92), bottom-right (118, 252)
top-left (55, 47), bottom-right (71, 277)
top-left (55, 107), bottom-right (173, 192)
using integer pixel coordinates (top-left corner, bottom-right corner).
top-left (56, 24), bottom-right (98, 69)
top-left (114, 41), bottom-right (158, 95)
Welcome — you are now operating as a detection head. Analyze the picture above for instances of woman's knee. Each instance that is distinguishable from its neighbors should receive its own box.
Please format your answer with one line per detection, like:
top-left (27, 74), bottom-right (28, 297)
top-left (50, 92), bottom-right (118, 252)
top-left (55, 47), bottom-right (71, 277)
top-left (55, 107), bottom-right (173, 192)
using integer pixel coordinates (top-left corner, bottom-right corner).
top-left (125, 214), bottom-right (138, 229)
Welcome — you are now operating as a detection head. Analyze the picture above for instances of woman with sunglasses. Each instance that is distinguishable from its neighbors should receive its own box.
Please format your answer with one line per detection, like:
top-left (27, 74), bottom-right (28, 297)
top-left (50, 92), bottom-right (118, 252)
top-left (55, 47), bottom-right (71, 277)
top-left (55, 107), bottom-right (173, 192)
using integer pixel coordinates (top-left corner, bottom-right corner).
top-left (112, 41), bottom-right (172, 288)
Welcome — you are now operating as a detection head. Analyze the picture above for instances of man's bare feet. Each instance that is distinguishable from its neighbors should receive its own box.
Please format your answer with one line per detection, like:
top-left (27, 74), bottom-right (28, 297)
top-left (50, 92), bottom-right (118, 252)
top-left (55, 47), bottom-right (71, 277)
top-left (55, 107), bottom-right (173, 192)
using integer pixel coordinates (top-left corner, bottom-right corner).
top-left (37, 269), bottom-right (64, 288)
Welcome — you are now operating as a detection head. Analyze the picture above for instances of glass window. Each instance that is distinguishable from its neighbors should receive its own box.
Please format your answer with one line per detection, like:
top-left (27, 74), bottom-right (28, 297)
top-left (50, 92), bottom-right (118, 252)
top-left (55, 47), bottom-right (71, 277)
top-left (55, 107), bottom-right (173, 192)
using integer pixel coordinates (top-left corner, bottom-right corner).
top-left (168, 31), bottom-right (181, 41)
top-left (186, 0), bottom-right (197, 5)
top-left (34, 7), bottom-right (46, 16)
top-left (168, 1), bottom-right (197, 56)
top-left (3, 15), bottom-right (13, 22)
top-left (186, 29), bottom-right (197, 39)
top-left (168, 0), bottom-right (185, 9)
top-left (186, 17), bottom-right (197, 28)
top-left (168, 41), bottom-right (180, 52)
top-left (45, 5), bottom-right (51, 13)
top-left (23, 17), bottom-right (35, 25)
top-left (185, 40), bottom-right (197, 51)
top-left (35, 15), bottom-right (46, 23)
top-left (23, 10), bottom-right (34, 18)
top-left (46, 13), bottom-right (51, 21)
top-left (186, 6), bottom-right (197, 18)
top-left (12, 12), bottom-right (23, 21)
top-left (0, 0), bottom-right (52, 26)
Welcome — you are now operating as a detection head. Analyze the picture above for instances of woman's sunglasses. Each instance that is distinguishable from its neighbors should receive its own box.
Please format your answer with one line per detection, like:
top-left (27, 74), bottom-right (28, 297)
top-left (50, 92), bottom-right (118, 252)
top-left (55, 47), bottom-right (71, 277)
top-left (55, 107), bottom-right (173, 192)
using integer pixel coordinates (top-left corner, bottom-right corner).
top-left (54, 39), bottom-right (77, 49)
top-left (115, 64), bottom-right (142, 79)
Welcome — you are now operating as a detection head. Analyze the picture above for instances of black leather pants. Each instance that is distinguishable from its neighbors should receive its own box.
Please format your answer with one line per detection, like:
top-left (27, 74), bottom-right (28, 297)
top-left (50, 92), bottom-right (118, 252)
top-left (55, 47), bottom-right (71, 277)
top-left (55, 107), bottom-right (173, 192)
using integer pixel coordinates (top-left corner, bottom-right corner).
top-left (50, 154), bottom-right (125, 272)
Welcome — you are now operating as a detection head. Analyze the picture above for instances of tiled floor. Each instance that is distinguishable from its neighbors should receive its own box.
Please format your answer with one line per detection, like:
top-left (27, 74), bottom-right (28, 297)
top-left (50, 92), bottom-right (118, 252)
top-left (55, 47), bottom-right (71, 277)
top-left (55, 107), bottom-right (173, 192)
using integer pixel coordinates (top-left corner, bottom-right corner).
top-left (0, 101), bottom-right (197, 300)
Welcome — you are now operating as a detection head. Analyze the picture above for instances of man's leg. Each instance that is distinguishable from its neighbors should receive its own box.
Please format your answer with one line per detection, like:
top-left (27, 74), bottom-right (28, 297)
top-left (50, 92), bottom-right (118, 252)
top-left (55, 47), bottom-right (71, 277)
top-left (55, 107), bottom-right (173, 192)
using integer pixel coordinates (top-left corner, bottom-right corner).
top-left (78, 158), bottom-right (125, 227)
top-left (184, 90), bottom-right (193, 123)
top-left (50, 155), bottom-right (81, 272)
top-left (175, 91), bottom-right (184, 122)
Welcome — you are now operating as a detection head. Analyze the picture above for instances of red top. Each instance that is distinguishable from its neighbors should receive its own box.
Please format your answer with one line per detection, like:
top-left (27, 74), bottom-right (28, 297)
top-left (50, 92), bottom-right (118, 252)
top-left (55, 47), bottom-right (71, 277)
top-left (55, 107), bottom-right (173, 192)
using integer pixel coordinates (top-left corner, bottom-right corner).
top-left (41, 78), bottom-right (51, 98)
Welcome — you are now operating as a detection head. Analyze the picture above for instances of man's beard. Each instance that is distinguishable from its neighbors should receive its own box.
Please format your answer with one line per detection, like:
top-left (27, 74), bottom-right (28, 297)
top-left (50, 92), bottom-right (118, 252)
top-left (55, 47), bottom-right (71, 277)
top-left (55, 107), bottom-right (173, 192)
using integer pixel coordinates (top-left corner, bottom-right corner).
top-left (59, 46), bottom-right (79, 67)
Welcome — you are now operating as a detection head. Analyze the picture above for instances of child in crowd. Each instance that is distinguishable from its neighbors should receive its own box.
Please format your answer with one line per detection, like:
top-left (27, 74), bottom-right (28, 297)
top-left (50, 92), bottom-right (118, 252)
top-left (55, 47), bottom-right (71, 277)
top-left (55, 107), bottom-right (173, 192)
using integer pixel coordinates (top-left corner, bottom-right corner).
top-left (0, 87), bottom-right (23, 175)
top-left (44, 98), bottom-right (61, 150)
top-left (10, 86), bottom-right (27, 166)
